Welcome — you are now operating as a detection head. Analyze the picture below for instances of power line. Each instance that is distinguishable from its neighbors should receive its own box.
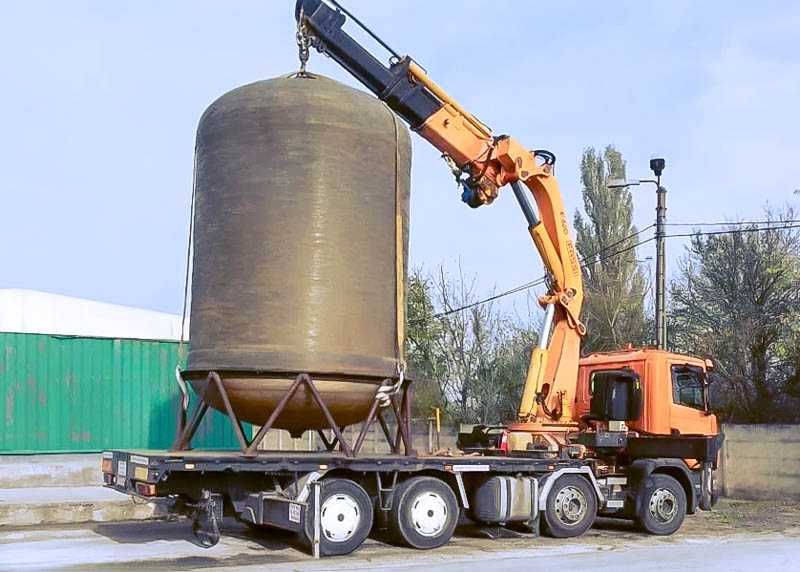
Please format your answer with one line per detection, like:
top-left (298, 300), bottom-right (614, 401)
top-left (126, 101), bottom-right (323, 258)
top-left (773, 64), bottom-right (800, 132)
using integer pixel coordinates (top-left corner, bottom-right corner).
top-left (421, 275), bottom-right (550, 322)
top-left (666, 219), bottom-right (800, 227)
top-left (578, 224), bottom-right (654, 264)
top-left (584, 235), bottom-right (655, 268)
top-left (663, 223), bottom-right (800, 239)
top-left (414, 233), bottom-right (656, 325)
top-left (424, 226), bottom-right (655, 322)
top-left (410, 222), bottom-right (800, 325)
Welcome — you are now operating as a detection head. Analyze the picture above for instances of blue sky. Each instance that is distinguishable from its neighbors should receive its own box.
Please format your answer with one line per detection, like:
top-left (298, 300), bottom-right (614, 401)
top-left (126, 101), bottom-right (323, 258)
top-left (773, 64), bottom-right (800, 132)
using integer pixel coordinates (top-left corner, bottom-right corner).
top-left (2, 1), bottom-right (798, 316)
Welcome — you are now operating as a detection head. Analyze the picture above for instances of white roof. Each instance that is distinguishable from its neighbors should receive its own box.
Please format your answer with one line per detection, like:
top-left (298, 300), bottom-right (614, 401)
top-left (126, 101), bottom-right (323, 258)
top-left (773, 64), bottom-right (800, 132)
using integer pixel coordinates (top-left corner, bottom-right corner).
top-left (0, 289), bottom-right (186, 341)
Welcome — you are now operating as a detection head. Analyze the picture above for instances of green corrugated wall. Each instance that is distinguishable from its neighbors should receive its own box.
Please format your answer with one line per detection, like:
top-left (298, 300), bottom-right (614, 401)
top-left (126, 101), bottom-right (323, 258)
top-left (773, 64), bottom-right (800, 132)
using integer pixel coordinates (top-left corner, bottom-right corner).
top-left (0, 332), bottom-right (248, 453)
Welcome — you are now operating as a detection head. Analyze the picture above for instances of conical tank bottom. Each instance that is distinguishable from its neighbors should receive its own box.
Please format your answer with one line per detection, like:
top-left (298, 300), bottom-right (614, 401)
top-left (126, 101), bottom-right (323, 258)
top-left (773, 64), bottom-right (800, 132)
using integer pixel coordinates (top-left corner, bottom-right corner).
top-left (185, 372), bottom-right (380, 434)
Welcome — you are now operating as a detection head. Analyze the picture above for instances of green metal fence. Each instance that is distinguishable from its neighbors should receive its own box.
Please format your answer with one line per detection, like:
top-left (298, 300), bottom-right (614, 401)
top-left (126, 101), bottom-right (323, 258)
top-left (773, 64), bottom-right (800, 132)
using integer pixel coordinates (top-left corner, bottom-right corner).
top-left (0, 332), bottom-right (247, 453)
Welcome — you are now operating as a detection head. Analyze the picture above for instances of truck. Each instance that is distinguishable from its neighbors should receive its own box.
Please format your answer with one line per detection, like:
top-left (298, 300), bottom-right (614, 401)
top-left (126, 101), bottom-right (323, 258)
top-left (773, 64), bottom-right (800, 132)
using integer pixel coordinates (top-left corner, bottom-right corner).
top-left (104, 0), bottom-right (723, 558)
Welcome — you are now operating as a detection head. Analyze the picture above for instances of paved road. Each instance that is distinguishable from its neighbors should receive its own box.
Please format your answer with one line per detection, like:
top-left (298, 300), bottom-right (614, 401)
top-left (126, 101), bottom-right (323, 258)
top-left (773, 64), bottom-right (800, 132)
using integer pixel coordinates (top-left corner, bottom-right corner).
top-left (1, 519), bottom-right (797, 571)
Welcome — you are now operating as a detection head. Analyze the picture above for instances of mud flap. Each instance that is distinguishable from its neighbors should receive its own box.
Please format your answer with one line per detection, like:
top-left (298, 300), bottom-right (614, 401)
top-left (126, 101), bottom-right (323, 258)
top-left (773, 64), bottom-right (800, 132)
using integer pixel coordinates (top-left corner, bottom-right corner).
top-left (700, 462), bottom-right (714, 510)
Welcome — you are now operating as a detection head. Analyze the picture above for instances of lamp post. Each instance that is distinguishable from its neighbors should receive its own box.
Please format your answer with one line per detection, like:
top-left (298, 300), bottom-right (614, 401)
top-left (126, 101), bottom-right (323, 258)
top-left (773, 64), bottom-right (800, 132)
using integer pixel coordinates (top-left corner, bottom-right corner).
top-left (636, 256), bottom-right (655, 295)
top-left (608, 158), bottom-right (668, 350)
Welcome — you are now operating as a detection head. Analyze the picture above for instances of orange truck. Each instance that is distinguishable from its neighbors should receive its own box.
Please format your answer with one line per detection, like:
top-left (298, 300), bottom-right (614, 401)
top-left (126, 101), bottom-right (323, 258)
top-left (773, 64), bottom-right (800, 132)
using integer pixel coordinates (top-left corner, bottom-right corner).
top-left (102, 0), bottom-right (722, 558)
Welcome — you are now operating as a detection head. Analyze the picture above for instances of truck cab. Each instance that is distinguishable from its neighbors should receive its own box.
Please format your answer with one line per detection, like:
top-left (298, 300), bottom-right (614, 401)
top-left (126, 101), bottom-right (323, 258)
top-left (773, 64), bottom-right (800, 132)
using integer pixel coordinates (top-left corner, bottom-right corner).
top-left (575, 348), bottom-right (718, 436)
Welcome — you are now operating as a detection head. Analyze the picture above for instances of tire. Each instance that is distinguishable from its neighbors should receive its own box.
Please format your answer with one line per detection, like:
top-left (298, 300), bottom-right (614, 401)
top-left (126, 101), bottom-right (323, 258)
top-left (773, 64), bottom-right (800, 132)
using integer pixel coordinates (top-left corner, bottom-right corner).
top-left (388, 476), bottom-right (459, 550)
top-left (635, 474), bottom-right (686, 535)
top-left (302, 478), bottom-right (374, 557)
top-left (542, 474), bottom-right (597, 538)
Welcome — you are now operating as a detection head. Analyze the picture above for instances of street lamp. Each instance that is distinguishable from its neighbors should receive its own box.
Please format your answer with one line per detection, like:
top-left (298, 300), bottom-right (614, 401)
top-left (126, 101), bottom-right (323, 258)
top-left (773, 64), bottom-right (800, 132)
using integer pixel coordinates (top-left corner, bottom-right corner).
top-left (608, 158), bottom-right (668, 350)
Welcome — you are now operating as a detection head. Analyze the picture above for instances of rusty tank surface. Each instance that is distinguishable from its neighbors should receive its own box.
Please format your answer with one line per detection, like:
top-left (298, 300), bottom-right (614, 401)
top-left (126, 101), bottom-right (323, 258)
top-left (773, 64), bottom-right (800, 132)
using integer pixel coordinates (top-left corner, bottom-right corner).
top-left (186, 74), bottom-right (411, 435)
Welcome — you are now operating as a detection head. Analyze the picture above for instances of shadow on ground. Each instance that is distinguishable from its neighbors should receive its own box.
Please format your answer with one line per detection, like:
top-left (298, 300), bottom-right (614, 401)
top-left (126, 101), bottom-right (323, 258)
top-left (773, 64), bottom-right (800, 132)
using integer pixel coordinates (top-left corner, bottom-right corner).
top-left (92, 517), bottom-right (302, 551)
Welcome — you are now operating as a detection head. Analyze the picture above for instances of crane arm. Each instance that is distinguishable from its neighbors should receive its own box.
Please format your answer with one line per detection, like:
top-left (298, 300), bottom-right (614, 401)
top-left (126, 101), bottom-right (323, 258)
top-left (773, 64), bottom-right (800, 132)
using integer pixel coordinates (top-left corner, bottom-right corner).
top-left (296, 0), bottom-right (585, 422)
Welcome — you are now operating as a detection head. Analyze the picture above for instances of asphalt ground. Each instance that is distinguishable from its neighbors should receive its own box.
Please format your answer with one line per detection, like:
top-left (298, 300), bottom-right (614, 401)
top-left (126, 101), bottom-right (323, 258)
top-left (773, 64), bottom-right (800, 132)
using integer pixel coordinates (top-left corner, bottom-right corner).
top-left (1, 499), bottom-right (798, 571)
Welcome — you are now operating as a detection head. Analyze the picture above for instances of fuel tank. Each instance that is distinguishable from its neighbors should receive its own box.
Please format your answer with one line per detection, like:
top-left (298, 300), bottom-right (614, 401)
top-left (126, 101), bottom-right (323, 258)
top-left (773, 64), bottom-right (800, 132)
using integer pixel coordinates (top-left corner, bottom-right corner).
top-left (186, 74), bottom-right (411, 434)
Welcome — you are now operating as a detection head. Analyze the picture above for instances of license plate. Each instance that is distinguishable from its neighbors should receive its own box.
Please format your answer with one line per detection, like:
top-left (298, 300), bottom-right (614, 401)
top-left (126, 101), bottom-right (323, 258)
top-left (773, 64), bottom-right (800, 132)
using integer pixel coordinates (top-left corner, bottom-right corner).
top-left (117, 460), bottom-right (127, 478)
top-left (288, 503), bottom-right (301, 523)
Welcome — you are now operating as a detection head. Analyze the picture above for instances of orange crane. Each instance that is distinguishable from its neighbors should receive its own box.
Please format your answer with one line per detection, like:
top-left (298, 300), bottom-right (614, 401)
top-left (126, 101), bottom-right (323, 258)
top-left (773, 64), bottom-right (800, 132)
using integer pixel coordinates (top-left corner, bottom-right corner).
top-left (296, 0), bottom-right (721, 535)
top-left (296, 0), bottom-right (717, 438)
top-left (295, 0), bottom-right (585, 438)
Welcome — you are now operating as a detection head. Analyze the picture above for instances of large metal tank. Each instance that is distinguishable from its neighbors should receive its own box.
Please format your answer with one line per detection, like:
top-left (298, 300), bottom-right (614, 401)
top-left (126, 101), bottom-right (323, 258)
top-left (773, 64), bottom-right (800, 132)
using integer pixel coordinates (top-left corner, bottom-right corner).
top-left (185, 74), bottom-right (411, 435)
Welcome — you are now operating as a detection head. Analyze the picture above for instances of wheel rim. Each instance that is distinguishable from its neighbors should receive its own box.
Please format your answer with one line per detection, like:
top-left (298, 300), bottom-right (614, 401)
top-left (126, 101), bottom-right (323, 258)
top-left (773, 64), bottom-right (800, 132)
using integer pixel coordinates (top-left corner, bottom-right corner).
top-left (554, 485), bottom-right (588, 526)
top-left (320, 493), bottom-right (361, 543)
top-left (410, 491), bottom-right (448, 537)
top-left (649, 488), bottom-right (678, 524)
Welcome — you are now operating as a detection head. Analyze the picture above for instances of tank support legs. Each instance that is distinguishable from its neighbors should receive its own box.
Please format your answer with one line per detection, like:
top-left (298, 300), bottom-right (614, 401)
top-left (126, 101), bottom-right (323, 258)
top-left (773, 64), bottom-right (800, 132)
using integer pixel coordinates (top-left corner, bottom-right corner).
top-left (171, 371), bottom-right (248, 451)
top-left (245, 373), bottom-right (352, 457)
top-left (172, 371), bottom-right (414, 458)
top-left (316, 429), bottom-right (339, 452)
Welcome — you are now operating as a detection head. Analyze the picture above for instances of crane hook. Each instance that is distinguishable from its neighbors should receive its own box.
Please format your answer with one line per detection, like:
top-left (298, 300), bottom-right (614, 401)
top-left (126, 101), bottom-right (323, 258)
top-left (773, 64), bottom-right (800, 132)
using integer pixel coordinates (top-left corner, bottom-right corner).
top-left (295, 8), bottom-right (312, 77)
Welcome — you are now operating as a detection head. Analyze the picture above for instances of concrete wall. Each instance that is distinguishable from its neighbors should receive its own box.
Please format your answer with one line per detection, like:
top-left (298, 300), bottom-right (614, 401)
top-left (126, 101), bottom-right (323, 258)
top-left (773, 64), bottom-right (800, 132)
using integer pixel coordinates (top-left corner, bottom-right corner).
top-left (718, 424), bottom-right (800, 500)
top-left (255, 420), bottom-right (459, 455)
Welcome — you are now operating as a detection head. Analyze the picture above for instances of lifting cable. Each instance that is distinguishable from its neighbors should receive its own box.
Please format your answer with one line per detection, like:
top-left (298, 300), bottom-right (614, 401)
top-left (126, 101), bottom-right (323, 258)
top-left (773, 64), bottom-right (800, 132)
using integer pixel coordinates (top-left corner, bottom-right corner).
top-left (174, 145), bottom-right (197, 414)
top-left (179, 145), bottom-right (197, 354)
top-left (385, 102), bottom-right (406, 382)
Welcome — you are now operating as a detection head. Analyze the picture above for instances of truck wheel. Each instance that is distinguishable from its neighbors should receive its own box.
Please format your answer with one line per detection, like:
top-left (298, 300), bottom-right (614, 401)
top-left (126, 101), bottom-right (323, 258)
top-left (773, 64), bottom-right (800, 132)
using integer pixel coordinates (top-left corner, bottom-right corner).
top-left (388, 476), bottom-right (459, 549)
top-left (303, 478), bottom-right (373, 557)
top-left (636, 474), bottom-right (686, 535)
top-left (542, 474), bottom-right (597, 538)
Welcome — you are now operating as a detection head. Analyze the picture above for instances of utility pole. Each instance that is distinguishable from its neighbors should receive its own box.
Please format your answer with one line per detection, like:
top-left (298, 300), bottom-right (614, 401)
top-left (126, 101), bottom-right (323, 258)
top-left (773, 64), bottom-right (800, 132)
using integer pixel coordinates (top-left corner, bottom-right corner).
top-left (608, 158), bottom-right (668, 350)
top-left (650, 158), bottom-right (667, 350)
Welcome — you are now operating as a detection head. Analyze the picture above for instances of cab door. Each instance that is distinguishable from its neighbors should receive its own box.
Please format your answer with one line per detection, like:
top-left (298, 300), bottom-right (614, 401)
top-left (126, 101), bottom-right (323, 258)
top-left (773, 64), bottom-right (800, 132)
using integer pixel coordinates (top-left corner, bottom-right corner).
top-left (668, 364), bottom-right (717, 435)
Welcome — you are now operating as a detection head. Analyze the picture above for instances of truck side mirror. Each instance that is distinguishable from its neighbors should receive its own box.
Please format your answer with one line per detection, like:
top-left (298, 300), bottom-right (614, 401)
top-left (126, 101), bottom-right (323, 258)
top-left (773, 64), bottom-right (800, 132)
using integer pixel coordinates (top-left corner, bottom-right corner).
top-left (702, 372), bottom-right (724, 415)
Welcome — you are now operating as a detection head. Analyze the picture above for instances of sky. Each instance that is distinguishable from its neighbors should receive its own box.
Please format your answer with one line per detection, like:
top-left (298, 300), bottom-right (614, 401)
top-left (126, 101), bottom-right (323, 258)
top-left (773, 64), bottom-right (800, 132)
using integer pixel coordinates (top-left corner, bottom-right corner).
top-left (2, 1), bottom-right (799, 317)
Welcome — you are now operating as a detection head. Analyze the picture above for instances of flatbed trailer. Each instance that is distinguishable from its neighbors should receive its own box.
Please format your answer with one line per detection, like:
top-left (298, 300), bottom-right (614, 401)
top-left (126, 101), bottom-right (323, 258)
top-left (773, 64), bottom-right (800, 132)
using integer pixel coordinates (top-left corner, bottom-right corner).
top-left (101, 442), bottom-right (720, 558)
top-left (102, 369), bottom-right (721, 558)
top-left (102, 448), bottom-right (622, 557)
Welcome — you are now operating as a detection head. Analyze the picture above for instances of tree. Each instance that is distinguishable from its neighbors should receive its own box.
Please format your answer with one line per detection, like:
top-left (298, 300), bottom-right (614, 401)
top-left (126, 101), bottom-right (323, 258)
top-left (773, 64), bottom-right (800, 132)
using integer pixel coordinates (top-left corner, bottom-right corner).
top-left (574, 146), bottom-right (649, 352)
top-left (669, 208), bottom-right (800, 422)
top-left (405, 269), bottom-right (446, 416)
top-left (405, 266), bottom-right (537, 424)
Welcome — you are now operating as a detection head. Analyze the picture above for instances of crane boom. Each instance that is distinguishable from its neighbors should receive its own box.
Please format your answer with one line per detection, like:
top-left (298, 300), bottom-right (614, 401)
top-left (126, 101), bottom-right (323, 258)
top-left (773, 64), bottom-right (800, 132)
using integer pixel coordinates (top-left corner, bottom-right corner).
top-left (296, 0), bottom-right (585, 423)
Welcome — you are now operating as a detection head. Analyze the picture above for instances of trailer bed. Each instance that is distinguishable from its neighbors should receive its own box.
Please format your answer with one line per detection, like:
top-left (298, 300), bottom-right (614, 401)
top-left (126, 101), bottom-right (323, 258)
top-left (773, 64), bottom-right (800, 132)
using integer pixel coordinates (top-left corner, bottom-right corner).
top-left (104, 449), bottom-right (583, 478)
top-left (101, 448), bottom-right (606, 557)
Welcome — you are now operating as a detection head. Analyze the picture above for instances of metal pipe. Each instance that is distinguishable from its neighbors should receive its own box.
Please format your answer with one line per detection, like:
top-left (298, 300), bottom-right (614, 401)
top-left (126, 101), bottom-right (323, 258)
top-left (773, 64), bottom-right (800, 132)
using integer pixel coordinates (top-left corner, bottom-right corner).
top-left (655, 183), bottom-right (667, 350)
top-left (510, 180), bottom-right (540, 228)
top-left (353, 396), bottom-right (381, 455)
top-left (376, 411), bottom-right (395, 453)
top-left (538, 303), bottom-right (556, 350)
top-left (246, 374), bottom-right (306, 455)
top-left (174, 367), bottom-right (189, 438)
top-left (209, 371), bottom-right (249, 452)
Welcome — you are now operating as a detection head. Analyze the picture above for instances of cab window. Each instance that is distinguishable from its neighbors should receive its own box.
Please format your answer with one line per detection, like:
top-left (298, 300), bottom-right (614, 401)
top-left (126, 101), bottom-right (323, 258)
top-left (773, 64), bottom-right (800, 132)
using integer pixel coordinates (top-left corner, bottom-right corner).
top-left (671, 365), bottom-right (705, 410)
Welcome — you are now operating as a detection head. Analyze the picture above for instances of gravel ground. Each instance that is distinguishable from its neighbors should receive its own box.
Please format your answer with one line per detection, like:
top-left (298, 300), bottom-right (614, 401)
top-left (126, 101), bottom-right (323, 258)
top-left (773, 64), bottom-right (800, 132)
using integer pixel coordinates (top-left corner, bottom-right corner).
top-left (582, 498), bottom-right (800, 543)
